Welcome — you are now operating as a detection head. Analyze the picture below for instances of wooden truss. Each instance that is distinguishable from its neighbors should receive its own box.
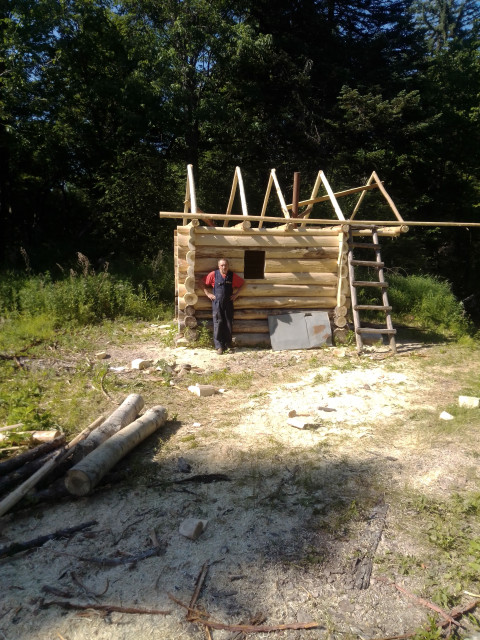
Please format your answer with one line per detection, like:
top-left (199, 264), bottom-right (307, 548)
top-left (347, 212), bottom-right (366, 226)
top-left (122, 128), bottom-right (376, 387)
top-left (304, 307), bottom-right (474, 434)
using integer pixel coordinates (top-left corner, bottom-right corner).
top-left (165, 164), bottom-right (406, 229)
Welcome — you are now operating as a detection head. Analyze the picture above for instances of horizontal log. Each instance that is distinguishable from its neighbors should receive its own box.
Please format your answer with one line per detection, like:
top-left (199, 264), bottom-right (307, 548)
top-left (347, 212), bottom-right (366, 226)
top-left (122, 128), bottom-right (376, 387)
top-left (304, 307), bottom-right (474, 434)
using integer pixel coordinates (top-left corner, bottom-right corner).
top-left (233, 333), bottom-right (271, 347)
top-left (194, 296), bottom-right (338, 310)
top-left (184, 276), bottom-right (195, 292)
top-left (192, 246), bottom-right (340, 260)
top-left (183, 292), bottom-right (198, 306)
top-left (190, 258), bottom-right (244, 273)
top-left (352, 226), bottom-right (408, 237)
top-left (334, 316), bottom-right (348, 328)
top-left (177, 226), bottom-right (342, 236)
top-left (265, 259), bottom-right (339, 273)
top-left (196, 307), bottom-right (335, 321)
top-left (203, 320), bottom-right (270, 334)
top-left (188, 283), bottom-right (337, 298)
top-left (193, 235), bottom-right (341, 248)
top-left (195, 247), bottom-right (245, 259)
top-left (246, 272), bottom-right (338, 285)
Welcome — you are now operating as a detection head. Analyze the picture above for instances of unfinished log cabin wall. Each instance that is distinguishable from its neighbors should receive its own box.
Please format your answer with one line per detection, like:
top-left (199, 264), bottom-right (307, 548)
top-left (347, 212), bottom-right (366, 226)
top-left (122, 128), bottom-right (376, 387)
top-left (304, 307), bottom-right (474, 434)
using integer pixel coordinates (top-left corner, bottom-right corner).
top-left (164, 165), bottom-right (407, 348)
top-left (175, 224), bottom-right (350, 347)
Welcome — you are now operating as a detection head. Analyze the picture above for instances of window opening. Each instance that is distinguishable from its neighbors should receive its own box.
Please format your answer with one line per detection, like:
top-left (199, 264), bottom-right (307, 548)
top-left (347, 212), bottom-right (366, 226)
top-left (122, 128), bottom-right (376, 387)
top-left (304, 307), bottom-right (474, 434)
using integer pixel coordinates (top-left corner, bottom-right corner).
top-left (244, 250), bottom-right (265, 279)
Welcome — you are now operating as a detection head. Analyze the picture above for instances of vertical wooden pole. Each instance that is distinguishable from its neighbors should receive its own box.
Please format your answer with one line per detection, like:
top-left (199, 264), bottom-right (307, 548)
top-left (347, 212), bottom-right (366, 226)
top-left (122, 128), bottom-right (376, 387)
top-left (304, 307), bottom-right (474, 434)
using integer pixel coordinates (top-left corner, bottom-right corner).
top-left (292, 172), bottom-right (300, 218)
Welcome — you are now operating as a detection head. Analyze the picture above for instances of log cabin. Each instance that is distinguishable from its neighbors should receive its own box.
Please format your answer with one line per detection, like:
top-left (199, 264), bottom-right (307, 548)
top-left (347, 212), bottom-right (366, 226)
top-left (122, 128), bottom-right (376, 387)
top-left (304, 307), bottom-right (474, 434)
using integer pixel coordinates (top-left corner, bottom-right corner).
top-left (160, 166), bottom-right (409, 351)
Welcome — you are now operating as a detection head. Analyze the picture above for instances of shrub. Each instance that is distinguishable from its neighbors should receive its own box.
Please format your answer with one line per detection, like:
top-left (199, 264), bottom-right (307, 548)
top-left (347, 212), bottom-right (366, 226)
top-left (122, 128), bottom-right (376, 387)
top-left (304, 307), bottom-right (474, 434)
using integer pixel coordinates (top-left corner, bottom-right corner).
top-left (0, 253), bottom-right (174, 326)
top-left (388, 274), bottom-right (471, 337)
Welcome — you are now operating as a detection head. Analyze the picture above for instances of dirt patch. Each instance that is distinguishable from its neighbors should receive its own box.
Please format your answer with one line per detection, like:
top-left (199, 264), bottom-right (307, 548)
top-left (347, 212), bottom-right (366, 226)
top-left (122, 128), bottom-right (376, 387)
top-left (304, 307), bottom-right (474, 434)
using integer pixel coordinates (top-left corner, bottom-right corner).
top-left (1, 334), bottom-right (480, 639)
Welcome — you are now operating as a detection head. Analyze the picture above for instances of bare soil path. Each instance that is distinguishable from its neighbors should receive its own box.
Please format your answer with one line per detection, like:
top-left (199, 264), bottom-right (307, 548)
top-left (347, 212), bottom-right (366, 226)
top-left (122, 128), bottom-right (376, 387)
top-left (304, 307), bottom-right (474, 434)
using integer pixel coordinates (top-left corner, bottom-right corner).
top-left (1, 331), bottom-right (479, 639)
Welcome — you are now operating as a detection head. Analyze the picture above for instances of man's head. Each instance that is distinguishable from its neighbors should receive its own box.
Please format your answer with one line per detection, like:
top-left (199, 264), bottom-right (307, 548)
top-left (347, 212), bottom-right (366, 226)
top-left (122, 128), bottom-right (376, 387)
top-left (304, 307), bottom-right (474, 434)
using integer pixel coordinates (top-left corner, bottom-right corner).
top-left (218, 258), bottom-right (229, 275)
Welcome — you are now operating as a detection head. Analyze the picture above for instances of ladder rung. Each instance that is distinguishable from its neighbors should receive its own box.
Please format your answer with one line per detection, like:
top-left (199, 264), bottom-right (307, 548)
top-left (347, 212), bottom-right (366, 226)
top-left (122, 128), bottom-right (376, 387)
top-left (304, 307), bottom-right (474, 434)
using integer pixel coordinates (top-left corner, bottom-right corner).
top-left (352, 281), bottom-right (388, 288)
top-left (350, 243), bottom-right (380, 249)
top-left (350, 259), bottom-right (384, 268)
top-left (357, 328), bottom-right (396, 335)
top-left (354, 305), bottom-right (392, 311)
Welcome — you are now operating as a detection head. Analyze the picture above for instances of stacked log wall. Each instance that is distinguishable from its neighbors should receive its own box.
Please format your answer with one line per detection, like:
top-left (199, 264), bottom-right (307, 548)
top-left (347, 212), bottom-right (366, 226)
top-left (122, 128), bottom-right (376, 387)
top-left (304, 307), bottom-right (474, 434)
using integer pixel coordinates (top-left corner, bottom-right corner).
top-left (176, 225), bottom-right (347, 346)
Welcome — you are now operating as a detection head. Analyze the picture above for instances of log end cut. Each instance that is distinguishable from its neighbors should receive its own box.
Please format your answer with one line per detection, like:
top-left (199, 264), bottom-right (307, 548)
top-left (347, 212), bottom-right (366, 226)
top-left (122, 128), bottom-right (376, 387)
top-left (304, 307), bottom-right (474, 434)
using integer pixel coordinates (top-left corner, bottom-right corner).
top-left (64, 469), bottom-right (93, 497)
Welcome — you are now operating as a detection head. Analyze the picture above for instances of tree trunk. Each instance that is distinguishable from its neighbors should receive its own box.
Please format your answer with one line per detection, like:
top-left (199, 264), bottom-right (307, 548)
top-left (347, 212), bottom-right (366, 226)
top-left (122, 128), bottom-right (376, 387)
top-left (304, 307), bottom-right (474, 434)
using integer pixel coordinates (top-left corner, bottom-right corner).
top-left (65, 406), bottom-right (168, 496)
top-left (73, 394), bottom-right (144, 461)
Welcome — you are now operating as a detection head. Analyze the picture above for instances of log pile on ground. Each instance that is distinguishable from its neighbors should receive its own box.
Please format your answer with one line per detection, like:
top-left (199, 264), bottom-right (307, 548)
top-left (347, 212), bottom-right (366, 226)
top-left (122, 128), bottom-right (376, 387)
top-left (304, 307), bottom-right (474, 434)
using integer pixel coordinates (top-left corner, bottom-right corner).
top-left (0, 395), bottom-right (167, 518)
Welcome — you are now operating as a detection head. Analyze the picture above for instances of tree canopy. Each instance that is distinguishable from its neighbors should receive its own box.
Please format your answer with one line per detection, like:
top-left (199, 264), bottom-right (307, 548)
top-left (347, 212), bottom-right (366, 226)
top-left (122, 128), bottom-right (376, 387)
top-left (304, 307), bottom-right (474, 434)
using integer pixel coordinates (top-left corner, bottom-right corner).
top-left (1, 0), bottom-right (479, 294)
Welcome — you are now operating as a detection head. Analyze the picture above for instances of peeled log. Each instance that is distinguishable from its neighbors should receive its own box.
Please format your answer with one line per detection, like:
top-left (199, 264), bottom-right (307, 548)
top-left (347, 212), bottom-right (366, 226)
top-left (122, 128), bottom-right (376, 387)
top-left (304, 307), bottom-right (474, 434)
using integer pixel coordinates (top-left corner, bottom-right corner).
top-left (65, 406), bottom-right (168, 496)
top-left (193, 296), bottom-right (338, 311)
top-left (233, 333), bottom-right (271, 347)
top-left (74, 394), bottom-right (144, 462)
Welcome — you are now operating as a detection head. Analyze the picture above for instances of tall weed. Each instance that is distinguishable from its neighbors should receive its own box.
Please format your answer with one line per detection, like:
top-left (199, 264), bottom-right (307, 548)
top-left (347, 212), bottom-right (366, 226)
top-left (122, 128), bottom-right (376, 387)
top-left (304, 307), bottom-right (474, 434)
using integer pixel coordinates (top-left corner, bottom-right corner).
top-left (0, 253), bottom-right (174, 326)
top-left (388, 274), bottom-right (471, 338)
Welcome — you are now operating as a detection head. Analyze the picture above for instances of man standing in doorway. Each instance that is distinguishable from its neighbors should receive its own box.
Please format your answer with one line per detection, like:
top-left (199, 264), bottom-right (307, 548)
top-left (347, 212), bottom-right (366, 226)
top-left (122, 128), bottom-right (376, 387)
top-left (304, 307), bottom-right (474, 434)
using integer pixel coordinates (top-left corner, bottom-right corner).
top-left (202, 258), bottom-right (245, 354)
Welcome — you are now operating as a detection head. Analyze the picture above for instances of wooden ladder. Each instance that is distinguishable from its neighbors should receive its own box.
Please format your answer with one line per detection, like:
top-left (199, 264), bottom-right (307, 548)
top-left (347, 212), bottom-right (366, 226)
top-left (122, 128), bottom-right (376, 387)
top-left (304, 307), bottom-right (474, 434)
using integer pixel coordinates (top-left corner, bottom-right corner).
top-left (347, 225), bottom-right (396, 354)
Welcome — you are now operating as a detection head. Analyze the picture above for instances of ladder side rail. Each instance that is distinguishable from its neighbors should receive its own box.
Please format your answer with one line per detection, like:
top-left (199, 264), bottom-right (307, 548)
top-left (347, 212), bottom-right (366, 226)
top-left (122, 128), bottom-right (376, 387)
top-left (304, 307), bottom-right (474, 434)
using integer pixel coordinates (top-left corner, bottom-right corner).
top-left (347, 228), bottom-right (364, 352)
top-left (372, 230), bottom-right (397, 353)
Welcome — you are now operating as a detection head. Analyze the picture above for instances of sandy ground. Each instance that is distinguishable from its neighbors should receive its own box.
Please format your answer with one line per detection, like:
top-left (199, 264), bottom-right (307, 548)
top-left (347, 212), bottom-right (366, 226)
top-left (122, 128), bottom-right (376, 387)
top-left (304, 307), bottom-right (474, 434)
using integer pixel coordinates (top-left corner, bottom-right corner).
top-left (1, 334), bottom-right (479, 640)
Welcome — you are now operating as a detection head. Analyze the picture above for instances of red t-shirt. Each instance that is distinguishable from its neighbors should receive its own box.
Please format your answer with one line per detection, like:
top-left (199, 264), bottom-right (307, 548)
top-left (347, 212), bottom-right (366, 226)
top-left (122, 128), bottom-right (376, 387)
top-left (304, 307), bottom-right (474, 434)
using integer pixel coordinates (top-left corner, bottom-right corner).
top-left (203, 270), bottom-right (244, 288)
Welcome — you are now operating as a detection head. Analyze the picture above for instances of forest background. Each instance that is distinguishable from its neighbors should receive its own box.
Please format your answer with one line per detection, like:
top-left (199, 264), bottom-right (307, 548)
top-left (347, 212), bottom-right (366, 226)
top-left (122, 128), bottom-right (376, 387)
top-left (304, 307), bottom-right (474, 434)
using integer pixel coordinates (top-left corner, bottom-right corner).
top-left (1, 0), bottom-right (480, 319)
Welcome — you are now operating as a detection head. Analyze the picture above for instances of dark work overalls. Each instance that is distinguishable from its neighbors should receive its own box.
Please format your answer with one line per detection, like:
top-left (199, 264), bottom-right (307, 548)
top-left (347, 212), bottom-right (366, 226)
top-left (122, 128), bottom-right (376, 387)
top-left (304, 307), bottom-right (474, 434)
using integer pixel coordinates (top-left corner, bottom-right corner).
top-left (212, 269), bottom-right (234, 350)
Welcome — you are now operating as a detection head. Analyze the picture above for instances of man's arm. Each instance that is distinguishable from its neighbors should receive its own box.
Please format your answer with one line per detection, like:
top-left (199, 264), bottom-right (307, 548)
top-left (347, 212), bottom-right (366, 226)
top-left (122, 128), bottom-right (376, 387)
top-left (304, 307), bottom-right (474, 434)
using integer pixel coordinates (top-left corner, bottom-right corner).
top-left (202, 272), bottom-right (216, 300)
top-left (203, 284), bottom-right (215, 300)
top-left (230, 273), bottom-right (245, 301)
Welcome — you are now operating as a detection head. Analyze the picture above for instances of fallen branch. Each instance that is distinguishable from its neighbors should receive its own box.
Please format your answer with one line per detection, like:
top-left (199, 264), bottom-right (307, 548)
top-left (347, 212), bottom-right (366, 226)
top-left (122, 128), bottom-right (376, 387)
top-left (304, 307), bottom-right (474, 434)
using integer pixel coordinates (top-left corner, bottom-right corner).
top-left (374, 577), bottom-right (462, 628)
top-left (58, 544), bottom-right (165, 567)
top-left (231, 613), bottom-right (268, 640)
top-left (0, 423), bottom-right (24, 433)
top-left (0, 448), bottom-right (62, 496)
top-left (0, 436), bottom-right (65, 477)
top-left (42, 600), bottom-right (171, 616)
top-left (168, 594), bottom-right (320, 632)
top-left (0, 520), bottom-right (97, 559)
top-left (0, 415), bottom-right (105, 517)
top-left (353, 502), bottom-right (389, 589)
top-left (187, 563), bottom-right (209, 621)
top-left (71, 572), bottom-right (110, 598)
top-left (442, 599), bottom-right (480, 628)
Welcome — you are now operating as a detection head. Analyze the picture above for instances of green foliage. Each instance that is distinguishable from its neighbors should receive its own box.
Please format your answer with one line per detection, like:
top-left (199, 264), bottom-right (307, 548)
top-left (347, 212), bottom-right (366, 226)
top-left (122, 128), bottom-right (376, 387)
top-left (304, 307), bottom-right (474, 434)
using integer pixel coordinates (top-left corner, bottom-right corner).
top-left (388, 274), bottom-right (471, 337)
top-left (0, 372), bottom-right (57, 430)
top-left (194, 322), bottom-right (214, 349)
top-left (0, 255), bottom-right (173, 326)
